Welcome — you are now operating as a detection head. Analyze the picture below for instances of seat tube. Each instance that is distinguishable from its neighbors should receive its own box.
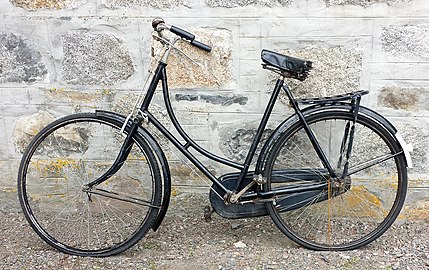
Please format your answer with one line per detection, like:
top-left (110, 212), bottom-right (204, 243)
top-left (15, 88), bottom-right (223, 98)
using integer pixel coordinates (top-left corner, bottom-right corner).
top-left (234, 78), bottom-right (284, 190)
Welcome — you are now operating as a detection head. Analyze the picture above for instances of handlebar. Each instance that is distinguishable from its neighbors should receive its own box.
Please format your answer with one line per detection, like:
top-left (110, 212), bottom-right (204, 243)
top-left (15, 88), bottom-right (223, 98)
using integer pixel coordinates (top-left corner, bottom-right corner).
top-left (170, 25), bottom-right (195, 41)
top-left (152, 18), bottom-right (212, 53)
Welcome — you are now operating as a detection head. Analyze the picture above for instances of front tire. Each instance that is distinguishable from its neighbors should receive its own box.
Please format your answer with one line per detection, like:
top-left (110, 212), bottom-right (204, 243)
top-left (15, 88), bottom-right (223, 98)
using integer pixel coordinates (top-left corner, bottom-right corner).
top-left (18, 113), bottom-right (162, 257)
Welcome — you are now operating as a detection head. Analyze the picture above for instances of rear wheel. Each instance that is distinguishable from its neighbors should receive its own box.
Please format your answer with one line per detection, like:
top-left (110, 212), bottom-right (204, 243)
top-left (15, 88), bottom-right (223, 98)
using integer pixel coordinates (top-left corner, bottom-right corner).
top-left (264, 110), bottom-right (407, 250)
top-left (18, 113), bottom-right (162, 257)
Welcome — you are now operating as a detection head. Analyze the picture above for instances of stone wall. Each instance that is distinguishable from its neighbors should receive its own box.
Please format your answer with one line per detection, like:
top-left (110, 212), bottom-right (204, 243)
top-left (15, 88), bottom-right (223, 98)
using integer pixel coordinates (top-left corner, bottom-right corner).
top-left (1, 0), bottom-right (428, 218)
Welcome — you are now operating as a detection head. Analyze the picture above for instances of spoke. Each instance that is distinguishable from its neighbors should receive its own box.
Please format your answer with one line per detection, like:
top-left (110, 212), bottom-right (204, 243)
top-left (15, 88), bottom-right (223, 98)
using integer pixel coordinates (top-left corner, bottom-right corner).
top-left (88, 188), bottom-right (159, 208)
top-left (78, 195), bottom-right (86, 248)
top-left (294, 192), bottom-right (328, 240)
top-left (87, 199), bottom-right (91, 249)
top-left (276, 190), bottom-right (323, 212)
top-left (43, 192), bottom-right (82, 229)
top-left (271, 168), bottom-right (328, 183)
top-left (288, 191), bottom-right (326, 226)
top-left (327, 179), bottom-right (332, 246)
top-left (346, 189), bottom-right (385, 222)
top-left (347, 152), bottom-right (402, 176)
top-left (101, 197), bottom-right (141, 229)
top-left (276, 133), bottom-right (330, 181)
top-left (301, 196), bottom-right (329, 243)
top-left (98, 202), bottom-right (128, 243)
top-left (94, 195), bottom-right (116, 247)
top-left (86, 199), bottom-right (102, 250)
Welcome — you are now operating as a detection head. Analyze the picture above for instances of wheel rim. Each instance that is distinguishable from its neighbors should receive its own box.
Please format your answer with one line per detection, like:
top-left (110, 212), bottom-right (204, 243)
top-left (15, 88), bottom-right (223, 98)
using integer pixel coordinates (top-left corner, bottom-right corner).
top-left (265, 113), bottom-right (406, 250)
top-left (19, 116), bottom-right (160, 255)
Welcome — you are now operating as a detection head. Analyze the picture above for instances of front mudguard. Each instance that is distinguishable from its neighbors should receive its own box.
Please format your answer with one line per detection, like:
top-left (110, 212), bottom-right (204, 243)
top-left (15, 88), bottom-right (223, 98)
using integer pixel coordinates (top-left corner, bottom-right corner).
top-left (256, 103), bottom-right (412, 173)
top-left (95, 110), bottom-right (171, 231)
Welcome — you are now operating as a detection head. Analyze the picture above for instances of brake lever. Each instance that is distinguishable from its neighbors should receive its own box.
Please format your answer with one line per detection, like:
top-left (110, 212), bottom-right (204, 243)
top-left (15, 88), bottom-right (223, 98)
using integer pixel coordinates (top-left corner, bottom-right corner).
top-left (152, 34), bottom-right (202, 67)
top-left (173, 43), bottom-right (203, 67)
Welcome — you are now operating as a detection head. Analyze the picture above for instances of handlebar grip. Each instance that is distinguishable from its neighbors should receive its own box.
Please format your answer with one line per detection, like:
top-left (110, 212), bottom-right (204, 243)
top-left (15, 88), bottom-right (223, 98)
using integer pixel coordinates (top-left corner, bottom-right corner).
top-left (190, 40), bottom-right (212, 52)
top-left (170, 25), bottom-right (195, 41)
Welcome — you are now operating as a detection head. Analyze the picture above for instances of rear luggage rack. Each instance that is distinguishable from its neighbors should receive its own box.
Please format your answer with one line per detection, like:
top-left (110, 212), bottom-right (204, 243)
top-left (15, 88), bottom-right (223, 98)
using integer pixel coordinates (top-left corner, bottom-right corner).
top-left (296, 90), bottom-right (369, 105)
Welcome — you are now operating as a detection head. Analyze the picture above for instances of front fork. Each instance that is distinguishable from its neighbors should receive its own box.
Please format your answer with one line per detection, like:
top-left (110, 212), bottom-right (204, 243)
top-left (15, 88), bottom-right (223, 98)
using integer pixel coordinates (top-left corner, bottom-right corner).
top-left (84, 116), bottom-right (142, 190)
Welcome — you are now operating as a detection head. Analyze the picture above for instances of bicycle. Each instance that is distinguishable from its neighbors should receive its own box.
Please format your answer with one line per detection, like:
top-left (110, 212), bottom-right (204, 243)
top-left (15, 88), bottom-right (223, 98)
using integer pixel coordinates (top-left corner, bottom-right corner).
top-left (18, 18), bottom-right (412, 257)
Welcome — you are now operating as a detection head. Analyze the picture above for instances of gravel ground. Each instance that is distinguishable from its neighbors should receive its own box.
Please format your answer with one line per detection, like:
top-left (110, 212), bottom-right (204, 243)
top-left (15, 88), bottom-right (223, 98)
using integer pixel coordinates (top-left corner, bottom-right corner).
top-left (1, 192), bottom-right (429, 270)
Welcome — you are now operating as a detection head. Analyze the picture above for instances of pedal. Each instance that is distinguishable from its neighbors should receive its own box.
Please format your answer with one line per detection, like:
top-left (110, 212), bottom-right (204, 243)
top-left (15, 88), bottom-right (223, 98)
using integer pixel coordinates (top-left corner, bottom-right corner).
top-left (203, 205), bottom-right (215, 222)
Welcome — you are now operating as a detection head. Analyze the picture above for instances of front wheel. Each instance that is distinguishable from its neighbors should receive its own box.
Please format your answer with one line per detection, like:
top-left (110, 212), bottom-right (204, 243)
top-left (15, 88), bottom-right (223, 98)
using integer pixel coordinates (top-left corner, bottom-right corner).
top-left (263, 110), bottom-right (407, 251)
top-left (18, 113), bottom-right (162, 257)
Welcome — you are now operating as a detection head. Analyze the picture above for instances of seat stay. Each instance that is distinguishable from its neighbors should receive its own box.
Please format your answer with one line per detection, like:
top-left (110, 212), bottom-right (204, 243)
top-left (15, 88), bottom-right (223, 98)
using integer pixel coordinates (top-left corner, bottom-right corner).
top-left (282, 84), bottom-right (338, 177)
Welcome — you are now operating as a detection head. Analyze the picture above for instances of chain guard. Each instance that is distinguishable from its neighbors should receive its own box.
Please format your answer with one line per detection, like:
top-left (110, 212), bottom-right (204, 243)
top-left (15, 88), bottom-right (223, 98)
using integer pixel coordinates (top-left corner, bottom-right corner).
top-left (210, 170), bottom-right (350, 219)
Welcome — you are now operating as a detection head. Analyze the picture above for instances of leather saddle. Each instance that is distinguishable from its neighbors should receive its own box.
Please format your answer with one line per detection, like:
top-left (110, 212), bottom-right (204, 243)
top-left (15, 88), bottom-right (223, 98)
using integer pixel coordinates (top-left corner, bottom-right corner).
top-left (261, 49), bottom-right (312, 81)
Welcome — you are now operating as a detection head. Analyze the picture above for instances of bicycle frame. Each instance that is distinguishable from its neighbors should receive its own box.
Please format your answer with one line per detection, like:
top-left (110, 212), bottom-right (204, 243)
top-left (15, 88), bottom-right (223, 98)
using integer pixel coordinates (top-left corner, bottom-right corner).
top-left (143, 61), bottom-right (282, 191)
top-left (146, 62), bottom-right (337, 198)
top-left (87, 39), bottom-right (338, 203)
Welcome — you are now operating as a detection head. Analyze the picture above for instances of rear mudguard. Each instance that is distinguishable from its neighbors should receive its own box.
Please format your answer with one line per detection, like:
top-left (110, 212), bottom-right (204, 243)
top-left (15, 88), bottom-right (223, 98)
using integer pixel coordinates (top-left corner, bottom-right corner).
top-left (256, 103), bottom-right (412, 173)
top-left (95, 110), bottom-right (171, 232)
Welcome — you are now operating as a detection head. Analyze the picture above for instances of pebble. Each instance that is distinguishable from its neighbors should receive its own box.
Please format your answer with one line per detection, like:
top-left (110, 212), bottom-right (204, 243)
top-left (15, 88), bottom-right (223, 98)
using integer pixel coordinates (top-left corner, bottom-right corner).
top-left (2, 193), bottom-right (429, 269)
top-left (233, 241), bottom-right (247, 248)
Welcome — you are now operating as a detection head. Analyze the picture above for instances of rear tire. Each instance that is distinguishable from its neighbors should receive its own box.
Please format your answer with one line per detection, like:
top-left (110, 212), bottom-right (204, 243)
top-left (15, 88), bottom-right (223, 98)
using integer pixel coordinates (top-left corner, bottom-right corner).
top-left (18, 113), bottom-right (162, 257)
top-left (263, 110), bottom-right (407, 250)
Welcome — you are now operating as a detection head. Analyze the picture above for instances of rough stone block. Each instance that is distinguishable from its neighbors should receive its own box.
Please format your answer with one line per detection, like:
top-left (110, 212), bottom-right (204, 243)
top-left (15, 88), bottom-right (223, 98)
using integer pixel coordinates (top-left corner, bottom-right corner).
top-left (218, 120), bottom-right (274, 163)
top-left (168, 161), bottom-right (216, 186)
top-left (206, 0), bottom-right (291, 8)
top-left (381, 24), bottom-right (429, 59)
top-left (404, 199), bottom-right (429, 221)
top-left (155, 28), bottom-right (233, 89)
top-left (273, 46), bottom-right (362, 101)
top-left (324, 0), bottom-right (411, 7)
top-left (13, 111), bottom-right (55, 154)
top-left (378, 86), bottom-right (428, 111)
top-left (102, 0), bottom-right (186, 9)
top-left (175, 92), bottom-right (248, 106)
top-left (0, 32), bottom-right (47, 84)
top-left (41, 88), bottom-right (114, 110)
top-left (9, 0), bottom-right (86, 10)
top-left (61, 31), bottom-right (134, 86)
top-left (396, 121), bottom-right (429, 174)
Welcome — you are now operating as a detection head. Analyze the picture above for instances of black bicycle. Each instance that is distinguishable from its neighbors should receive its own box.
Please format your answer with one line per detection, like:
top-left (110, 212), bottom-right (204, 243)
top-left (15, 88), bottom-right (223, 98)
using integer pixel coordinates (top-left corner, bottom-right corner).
top-left (18, 18), bottom-right (412, 257)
